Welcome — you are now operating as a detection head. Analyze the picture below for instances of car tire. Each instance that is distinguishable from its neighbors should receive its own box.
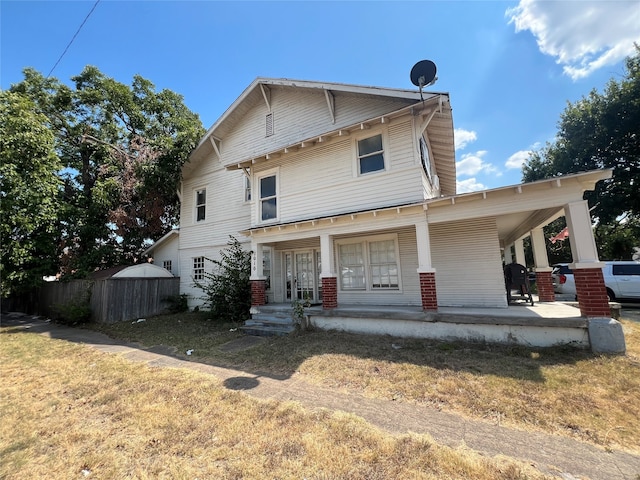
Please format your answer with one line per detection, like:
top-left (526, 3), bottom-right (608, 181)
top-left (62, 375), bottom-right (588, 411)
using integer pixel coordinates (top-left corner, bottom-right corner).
top-left (606, 288), bottom-right (615, 302)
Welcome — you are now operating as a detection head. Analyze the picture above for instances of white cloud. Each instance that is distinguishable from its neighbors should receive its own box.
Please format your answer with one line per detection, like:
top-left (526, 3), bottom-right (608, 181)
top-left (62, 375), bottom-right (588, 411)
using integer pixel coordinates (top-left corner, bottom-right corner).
top-left (505, 149), bottom-right (532, 170)
top-left (456, 151), bottom-right (496, 176)
top-left (506, 0), bottom-right (640, 80)
top-left (454, 128), bottom-right (477, 151)
top-left (457, 178), bottom-right (488, 193)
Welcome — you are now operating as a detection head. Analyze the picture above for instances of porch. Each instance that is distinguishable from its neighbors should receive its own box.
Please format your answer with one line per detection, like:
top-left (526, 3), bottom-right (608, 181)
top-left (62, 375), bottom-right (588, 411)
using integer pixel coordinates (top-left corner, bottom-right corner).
top-left (245, 297), bottom-right (598, 349)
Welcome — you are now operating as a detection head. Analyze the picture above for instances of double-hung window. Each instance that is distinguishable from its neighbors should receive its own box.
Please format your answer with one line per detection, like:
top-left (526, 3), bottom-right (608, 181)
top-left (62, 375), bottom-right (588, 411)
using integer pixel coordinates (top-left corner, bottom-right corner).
top-left (338, 235), bottom-right (400, 291)
top-left (259, 174), bottom-right (277, 221)
top-left (195, 188), bottom-right (206, 222)
top-left (357, 134), bottom-right (385, 175)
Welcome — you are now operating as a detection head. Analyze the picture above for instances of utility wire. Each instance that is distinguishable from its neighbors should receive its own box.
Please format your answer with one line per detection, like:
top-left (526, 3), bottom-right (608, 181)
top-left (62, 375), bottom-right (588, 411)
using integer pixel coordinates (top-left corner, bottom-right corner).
top-left (47, 0), bottom-right (101, 78)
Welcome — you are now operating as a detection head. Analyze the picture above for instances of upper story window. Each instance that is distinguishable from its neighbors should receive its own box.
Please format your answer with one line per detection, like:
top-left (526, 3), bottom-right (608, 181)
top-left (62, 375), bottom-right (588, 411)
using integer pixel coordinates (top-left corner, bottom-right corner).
top-left (357, 134), bottom-right (385, 175)
top-left (244, 176), bottom-right (252, 202)
top-left (195, 188), bottom-right (206, 222)
top-left (259, 174), bottom-right (277, 221)
top-left (419, 133), bottom-right (432, 180)
top-left (163, 260), bottom-right (172, 273)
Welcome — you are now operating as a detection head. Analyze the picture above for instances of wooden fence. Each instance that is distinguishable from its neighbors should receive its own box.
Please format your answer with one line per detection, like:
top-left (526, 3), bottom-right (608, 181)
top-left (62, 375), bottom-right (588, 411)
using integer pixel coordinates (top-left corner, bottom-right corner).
top-left (38, 277), bottom-right (180, 324)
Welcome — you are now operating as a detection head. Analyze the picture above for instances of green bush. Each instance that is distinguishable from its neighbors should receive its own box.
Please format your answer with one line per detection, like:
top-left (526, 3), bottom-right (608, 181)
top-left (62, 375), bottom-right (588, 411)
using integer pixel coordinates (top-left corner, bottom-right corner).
top-left (164, 294), bottom-right (189, 313)
top-left (193, 236), bottom-right (251, 323)
top-left (51, 298), bottom-right (92, 325)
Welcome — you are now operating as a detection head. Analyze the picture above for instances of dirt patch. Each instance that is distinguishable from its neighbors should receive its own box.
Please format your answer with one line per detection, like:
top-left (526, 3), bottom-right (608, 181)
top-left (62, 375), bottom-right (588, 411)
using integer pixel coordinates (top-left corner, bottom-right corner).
top-left (218, 335), bottom-right (267, 352)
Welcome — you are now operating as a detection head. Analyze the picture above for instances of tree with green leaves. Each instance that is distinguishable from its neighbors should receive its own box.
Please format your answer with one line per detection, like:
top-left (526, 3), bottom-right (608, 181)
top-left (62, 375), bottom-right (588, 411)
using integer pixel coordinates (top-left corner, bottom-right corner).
top-left (522, 47), bottom-right (640, 260)
top-left (193, 237), bottom-right (252, 323)
top-left (0, 91), bottom-right (62, 297)
top-left (10, 66), bottom-right (205, 276)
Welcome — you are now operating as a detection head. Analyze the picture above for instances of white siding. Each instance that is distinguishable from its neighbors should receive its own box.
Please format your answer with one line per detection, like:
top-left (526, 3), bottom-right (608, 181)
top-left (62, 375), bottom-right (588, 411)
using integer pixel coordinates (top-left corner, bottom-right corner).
top-left (220, 88), bottom-right (415, 167)
top-left (430, 218), bottom-right (507, 307)
top-left (179, 240), bottom-right (252, 309)
top-left (151, 235), bottom-right (179, 275)
top-left (181, 159), bottom-right (251, 249)
top-left (251, 117), bottom-right (424, 225)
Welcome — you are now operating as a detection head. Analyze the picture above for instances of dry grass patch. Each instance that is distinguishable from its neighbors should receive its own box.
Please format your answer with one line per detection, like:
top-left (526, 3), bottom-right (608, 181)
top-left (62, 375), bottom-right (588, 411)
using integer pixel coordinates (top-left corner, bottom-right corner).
top-left (86, 312), bottom-right (640, 454)
top-left (0, 328), bottom-right (550, 479)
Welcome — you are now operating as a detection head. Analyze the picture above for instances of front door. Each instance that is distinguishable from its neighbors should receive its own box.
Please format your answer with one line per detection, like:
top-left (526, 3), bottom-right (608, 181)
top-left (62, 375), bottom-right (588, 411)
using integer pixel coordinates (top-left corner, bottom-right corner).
top-left (284, 250), bottom-right (322, 302)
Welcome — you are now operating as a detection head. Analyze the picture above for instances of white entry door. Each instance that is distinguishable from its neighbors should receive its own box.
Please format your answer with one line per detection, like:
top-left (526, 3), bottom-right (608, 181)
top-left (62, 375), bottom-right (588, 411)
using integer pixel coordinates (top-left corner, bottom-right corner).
top-left (284, 250), bottom-right (322, 302)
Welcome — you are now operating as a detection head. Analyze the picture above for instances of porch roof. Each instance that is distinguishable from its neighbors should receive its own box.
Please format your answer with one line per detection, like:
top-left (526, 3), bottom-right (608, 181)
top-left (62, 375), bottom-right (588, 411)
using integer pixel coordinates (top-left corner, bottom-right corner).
top-left (240, 201), bottom-right (425, 236)
top-left (424, 169), bottom-right (612, 246)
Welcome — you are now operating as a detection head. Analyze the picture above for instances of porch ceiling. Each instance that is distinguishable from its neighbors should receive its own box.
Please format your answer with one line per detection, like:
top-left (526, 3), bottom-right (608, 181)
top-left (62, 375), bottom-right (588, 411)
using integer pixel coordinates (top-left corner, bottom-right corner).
top-left (495, 207), bottom-right (564, 247)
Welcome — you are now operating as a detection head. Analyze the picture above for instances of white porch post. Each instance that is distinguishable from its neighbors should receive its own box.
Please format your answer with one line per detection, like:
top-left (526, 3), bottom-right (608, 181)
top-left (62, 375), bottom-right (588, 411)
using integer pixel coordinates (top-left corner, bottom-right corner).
top-left (565, 201), bottom-right (602, 267)
top-left (250, 241), bottom-right (266, 308)
top-left (319, 234), bottom-right (337, 309)
top-left (415, 222), bottom-right (435, 273)
top-left (416, 222), bottom-right (437, 311)
top-left (530, 228), bottom-right (549, 269)
top-left (565, 200), bottom-right (609, 318)
top-left (250, 241), bottom-right (264, 280)
top-left (514, 238), bottom-right (526, 266)
top-left (504, 244), bottom-right (513, 264)
top-left (530, 227), bottom-right (554, 301)
top-left (319, 234), bottom-right (336, 278)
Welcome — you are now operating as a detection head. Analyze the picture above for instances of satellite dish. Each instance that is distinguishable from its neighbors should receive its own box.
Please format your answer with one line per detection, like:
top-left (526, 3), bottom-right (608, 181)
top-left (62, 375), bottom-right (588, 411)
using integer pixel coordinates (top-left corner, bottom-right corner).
top-left (410, 60), bottom-right (437, 100)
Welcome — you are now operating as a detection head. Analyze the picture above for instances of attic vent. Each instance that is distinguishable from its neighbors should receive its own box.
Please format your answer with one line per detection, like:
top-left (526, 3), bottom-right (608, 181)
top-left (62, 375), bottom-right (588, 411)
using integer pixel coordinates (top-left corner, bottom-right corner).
top-left (266, 113), bottom-right (274, 137)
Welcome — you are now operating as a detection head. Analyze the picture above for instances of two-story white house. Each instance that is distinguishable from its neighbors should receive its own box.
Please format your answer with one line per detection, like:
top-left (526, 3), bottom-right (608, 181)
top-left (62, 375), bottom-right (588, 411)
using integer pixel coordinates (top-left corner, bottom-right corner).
top-left (172, 77), bottom-right (617, 347)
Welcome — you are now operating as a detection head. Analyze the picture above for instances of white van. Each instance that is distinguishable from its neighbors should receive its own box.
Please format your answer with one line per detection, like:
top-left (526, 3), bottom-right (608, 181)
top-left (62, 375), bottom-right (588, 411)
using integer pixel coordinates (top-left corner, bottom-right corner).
top-left (603, 261), bottom-right (640, 300)
top-left (552, 261), bottom-right (640, 301)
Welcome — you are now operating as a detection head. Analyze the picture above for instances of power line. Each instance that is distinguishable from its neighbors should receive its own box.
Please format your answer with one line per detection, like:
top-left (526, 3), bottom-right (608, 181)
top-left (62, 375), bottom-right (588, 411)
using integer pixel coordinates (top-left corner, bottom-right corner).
top-left (47, 0), bottom-right (101, 78)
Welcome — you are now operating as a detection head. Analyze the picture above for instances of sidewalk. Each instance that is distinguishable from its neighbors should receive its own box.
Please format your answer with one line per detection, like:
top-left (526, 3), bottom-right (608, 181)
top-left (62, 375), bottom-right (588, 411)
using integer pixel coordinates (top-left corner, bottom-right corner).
top-left (3, 314), bottom-right (640, 480)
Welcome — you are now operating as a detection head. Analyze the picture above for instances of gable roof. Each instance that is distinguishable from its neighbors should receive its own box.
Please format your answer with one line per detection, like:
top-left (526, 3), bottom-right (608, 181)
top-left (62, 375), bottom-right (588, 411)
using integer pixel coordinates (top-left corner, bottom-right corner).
top-left (198, 77), bottom-right (441, 148)
top-left (143, 229), bottom-right (179, 256)
top-left (186, 77), bottom-right (456, 194)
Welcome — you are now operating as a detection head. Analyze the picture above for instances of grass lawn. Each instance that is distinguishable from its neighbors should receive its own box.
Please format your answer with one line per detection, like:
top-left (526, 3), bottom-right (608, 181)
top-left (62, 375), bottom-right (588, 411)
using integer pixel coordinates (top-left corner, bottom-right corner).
top-left (85, 311), bottom-right (640, 455)
top-left (0, 327), bottom-right (552, 479)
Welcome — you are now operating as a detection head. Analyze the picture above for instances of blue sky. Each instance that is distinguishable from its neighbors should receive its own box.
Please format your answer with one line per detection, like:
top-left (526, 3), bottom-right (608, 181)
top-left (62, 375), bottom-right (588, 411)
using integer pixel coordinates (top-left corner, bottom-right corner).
top-left (2, 1), bottom-right (639, 192)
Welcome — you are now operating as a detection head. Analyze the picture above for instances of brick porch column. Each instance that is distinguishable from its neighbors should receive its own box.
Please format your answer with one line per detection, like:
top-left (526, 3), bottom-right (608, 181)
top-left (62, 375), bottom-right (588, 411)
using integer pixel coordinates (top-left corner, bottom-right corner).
top-left (535, 270), bottom-right (555, 302)
top-left (321, 276), bottom-right (338, 309)
top-left (574, 268), bottom-right (610, 317)
top-left (250, 279), bottom-right (266, 307)
top-left (419, 272), bottom-right (438, 311)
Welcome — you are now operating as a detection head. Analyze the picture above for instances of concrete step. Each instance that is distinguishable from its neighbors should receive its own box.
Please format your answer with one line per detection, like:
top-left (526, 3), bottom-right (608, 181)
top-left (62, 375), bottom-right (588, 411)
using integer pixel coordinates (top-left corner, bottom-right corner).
top-left (249, 313), bottom-right (295, 325)
top-left (240, 324), bottom-right (297, 337)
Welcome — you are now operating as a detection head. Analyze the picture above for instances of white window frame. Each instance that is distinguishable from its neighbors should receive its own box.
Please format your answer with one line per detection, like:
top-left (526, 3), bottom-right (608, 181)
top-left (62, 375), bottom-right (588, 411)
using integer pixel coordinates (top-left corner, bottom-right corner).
top-left (354, 131), bottom-right (387, 177)
top-left (194, 188), bottom-right (206, 223)
top-left (163, 260), bottom-right (172, 273)
top-left (336, 233), bottom-right (402, 292)
top-left (256, 167), bottom-right (279, 223)
top-left (419, 132), bottom-right (433, 180)
top-left (244, 175), bottom-right (252, 202)
top-left (193, 256), bottom-right (205, 281)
